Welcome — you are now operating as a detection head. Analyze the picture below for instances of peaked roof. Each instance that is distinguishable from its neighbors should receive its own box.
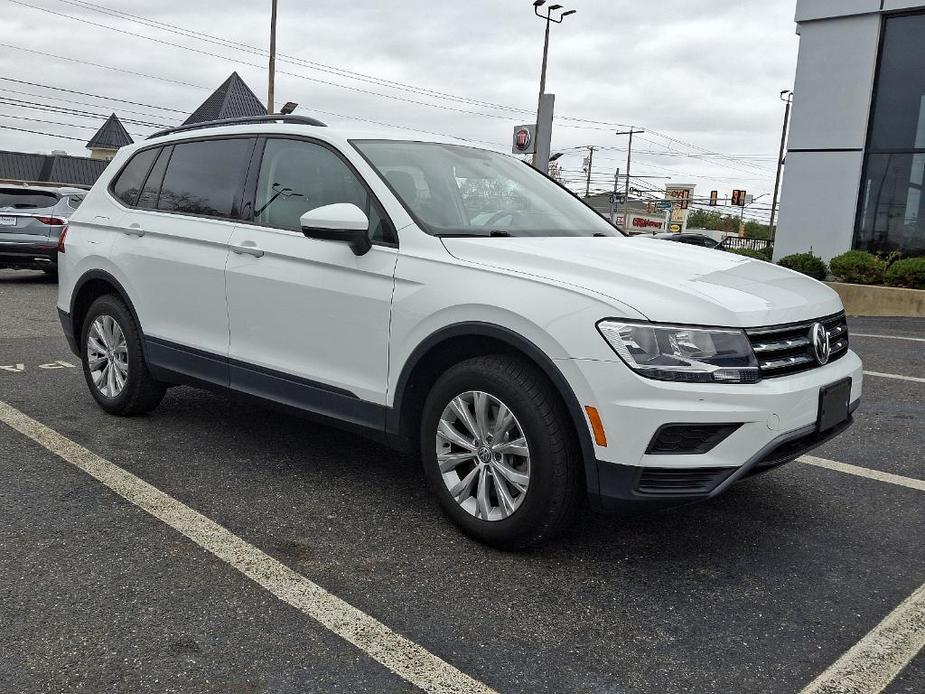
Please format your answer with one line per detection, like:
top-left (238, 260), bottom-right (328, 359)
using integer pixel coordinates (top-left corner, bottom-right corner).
top-left (183, 72), bottom-right (265, 125)
top-left (0, 150), bottom-right (108, 187)
top-left (86, 113), bottom-right (133, 150)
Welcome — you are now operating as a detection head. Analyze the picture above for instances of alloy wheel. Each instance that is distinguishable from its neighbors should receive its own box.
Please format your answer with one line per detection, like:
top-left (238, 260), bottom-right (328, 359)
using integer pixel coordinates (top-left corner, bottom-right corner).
top-left (86, 314), bottom-right (129, 398)
top-left (435, 391), bottom-right (531, 521)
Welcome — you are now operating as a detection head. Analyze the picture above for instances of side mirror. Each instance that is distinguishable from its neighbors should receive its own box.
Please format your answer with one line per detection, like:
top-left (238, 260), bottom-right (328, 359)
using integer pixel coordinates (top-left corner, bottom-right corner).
top-left (300, 203), bottom-right (372, 256)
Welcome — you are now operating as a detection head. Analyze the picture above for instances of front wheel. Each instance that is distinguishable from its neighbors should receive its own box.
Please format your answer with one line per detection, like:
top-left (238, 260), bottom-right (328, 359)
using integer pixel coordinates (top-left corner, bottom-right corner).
top-left (81, 295), bottom-right (166, 416)
top-left (420, 355), bottom-right (582, 550)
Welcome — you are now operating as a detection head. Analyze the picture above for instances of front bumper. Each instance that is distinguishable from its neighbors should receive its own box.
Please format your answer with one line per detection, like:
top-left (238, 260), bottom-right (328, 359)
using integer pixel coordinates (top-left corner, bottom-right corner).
top-left (0, 240), bottom-right (57, 270)
top-left (557, 350), bottom-right (864, 511)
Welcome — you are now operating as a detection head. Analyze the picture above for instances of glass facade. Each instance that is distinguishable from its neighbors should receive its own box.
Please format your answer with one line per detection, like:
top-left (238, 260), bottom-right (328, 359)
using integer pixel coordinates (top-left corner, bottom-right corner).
top-left (856, 12), bottom-right (925, 255)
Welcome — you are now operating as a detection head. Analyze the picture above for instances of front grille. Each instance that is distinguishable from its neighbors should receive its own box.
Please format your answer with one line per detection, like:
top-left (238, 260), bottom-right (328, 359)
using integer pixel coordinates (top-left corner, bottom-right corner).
top-left (637, 467), bottom-right (736, 495)
top-left (746, 313), bottom-right (849, 378)
top-left (646, 424), bottom-right (741, 455)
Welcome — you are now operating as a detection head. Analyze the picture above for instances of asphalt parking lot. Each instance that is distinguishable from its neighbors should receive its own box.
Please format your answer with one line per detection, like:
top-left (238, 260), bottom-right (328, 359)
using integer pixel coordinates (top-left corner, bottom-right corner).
top-left (0, 268), bottom-right (922, 694)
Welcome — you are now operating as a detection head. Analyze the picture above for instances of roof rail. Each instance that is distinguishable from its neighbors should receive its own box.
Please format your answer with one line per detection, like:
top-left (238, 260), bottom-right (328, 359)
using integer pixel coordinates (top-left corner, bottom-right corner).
top-left (147, 114), bottom-right (327, 140)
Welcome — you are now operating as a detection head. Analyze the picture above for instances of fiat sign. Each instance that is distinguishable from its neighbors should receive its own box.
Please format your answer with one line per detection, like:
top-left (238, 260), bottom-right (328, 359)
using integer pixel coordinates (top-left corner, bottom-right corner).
top-left (512, 124), bottom-right (536, 155)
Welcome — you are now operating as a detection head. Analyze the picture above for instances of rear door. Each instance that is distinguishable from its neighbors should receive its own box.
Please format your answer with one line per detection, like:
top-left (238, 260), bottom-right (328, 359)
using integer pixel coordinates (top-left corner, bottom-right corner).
top-left (109, 137), bottom-right (256, 384)
top-left (225, 137), bottom-right (397, 417)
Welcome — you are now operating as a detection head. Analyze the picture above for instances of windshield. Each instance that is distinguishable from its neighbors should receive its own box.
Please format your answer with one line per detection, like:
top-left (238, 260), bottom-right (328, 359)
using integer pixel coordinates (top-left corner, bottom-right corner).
top-left (352, 140), bottom-right (620, 238)
top-left (0, 189), bottom-right (59, 210)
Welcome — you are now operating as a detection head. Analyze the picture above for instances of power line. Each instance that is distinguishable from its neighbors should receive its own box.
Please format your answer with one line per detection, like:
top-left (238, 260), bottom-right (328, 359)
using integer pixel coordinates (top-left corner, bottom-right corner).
top-left (0, 122), bottom-right (85, 141)
top-left (0, 96), bottom-right (169, 128)
top-left (0, 111), bottom-right (146, 137)
top-left (0, 76), bottom-right (186, 114)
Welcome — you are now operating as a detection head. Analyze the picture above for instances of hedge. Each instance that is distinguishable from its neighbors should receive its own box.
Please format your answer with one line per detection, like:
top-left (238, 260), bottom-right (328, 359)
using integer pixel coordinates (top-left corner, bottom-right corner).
top-left (778, 252), bottom-right (828, 281)
top-left (884, 257), bottom-right (925, 289)
top-left (828, 250), bottom-right (886, 285)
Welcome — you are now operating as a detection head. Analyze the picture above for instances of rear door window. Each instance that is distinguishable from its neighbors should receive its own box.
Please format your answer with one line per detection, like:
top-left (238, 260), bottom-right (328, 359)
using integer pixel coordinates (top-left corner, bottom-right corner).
top-left (112, 148), bottom-right (159, 207)
top-left (0, 189), bottom-right (60, 210)
top-left (157, 138), bottom-right (254, 219)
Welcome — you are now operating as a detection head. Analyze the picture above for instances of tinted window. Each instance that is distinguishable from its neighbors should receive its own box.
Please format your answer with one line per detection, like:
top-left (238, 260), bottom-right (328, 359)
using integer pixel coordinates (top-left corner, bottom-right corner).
top-left (112, 148), bottom-right (158, 207)
top-left (868, 13), bottom-right (925, 151)
top-left (0, 188), bottom-right (59, 210)
top-left (255, 138), bottom-right (393, 242)
top-left (158, 138), bottom-right (253, 218)
top-left (137, 146), bottom-right (171, 210)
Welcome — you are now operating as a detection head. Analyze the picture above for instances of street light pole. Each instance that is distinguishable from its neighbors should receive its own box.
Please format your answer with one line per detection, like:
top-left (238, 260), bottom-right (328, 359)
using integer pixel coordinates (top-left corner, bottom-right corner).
top-left (769, 90), bottom-right (793, 242)
top-left (532, 1), bottom-right (576, 171)
top-left (267, 0), bottom-right (278, 114)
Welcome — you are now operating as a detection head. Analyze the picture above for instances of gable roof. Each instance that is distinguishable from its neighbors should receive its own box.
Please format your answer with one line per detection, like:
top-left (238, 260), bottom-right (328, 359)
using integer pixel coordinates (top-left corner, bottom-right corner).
top-left (86, 113), bottom-right (134, 151)
top-left (183, 72), bottom-right (266, 125)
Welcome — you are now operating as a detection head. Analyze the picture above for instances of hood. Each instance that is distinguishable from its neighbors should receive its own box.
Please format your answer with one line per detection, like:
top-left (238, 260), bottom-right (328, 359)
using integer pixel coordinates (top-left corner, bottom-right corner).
top-left (441, 236), bottom-right (843, 328)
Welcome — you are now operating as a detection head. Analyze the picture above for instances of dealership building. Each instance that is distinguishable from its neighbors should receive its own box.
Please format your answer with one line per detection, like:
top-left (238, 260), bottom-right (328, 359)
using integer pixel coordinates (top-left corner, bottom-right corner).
top-left (776, 0), bottom-right (925, 260)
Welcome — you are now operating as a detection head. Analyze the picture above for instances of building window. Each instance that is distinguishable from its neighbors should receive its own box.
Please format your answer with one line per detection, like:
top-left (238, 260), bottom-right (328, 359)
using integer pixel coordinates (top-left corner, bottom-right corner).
top-left (856, 12), bottom-right (925, 255)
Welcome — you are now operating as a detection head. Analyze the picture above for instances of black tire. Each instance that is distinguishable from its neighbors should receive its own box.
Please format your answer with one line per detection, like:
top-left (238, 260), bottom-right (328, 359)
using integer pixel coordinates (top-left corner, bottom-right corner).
top-left (80, 295), bottom-right (166, 416)
top-left (420, 355), bottom-right (583, 550)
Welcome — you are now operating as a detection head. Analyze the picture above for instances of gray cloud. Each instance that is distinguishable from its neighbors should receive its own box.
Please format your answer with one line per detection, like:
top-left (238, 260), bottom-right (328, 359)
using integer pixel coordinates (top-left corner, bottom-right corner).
top-left (0, 0), bottom-right (799, 214)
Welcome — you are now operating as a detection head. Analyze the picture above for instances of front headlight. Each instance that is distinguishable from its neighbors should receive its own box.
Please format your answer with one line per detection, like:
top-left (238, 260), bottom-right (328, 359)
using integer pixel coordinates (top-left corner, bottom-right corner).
top-left (597, 320), bottom-right (760, 384)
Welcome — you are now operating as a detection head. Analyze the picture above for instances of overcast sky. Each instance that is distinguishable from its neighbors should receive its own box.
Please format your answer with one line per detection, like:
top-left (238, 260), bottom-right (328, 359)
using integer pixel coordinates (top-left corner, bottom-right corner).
top-left (0, 0), bottom-right (800, 220)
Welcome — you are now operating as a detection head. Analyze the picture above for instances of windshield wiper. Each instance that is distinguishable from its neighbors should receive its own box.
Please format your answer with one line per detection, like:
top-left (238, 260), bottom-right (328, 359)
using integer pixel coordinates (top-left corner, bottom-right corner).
top-left (435, 230), bottom-right (513, 238)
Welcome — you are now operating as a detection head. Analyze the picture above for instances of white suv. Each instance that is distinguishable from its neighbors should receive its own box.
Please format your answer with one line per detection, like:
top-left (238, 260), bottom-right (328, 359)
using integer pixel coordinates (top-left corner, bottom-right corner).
top-left (57, 116), bottom-right (862, 548)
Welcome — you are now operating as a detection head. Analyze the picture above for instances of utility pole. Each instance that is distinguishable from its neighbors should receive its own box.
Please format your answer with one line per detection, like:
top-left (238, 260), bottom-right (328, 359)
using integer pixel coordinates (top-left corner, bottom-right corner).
top-left (615, 128), bottom-right (645, 222)
top-left (584, 146), bottom-right (595, 198)
top-left (531, 1), bottom-right (576, 171)
top-left (769, 90), bottom-right (793, 242)
top-left (609, 167), bottom-right (620, 224)
top-left (267, 0), bottom-right (278, 114)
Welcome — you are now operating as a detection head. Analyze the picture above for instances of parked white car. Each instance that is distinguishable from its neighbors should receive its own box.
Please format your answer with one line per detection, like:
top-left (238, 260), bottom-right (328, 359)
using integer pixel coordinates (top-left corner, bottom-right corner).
top-left (57, 116), bottom-right (862, 548)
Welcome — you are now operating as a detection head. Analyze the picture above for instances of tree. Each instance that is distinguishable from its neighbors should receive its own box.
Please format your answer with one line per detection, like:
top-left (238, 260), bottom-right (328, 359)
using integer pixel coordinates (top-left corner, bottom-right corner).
top-left (687, 209), bottom-right (770, 239)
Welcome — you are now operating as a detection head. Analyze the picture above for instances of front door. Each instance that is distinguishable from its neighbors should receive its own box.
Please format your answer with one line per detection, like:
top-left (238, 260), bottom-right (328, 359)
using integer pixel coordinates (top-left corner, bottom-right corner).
top-left (225, 137), bottom-right (397, 426)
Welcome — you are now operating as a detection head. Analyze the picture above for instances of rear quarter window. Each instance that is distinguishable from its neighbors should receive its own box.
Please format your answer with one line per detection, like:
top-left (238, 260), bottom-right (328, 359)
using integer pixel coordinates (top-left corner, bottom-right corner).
top-left (111, 148), bottom-right (160, 207)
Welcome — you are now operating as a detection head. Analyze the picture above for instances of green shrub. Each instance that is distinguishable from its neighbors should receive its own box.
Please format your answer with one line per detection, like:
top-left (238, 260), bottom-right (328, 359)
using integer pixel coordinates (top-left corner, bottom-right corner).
top-left (778, 252), bottom-right (828, 280)
top-left (829, 250), bottom-right (886, 285)
top-left (884, 257), bottom-right (925, 289)
top-left (729, 247), bottom-right (769, 261)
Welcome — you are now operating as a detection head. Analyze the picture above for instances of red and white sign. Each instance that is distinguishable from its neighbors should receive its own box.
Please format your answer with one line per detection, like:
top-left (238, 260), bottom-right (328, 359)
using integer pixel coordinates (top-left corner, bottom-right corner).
top-left (628, 214), bottom-right (666, 232)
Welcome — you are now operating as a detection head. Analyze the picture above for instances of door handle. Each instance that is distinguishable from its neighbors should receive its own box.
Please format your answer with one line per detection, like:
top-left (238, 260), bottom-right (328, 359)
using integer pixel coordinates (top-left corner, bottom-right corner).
top-left (231, 242), bottom-right (264, 258)
top-left (125, 224), bottom-right (145, 237)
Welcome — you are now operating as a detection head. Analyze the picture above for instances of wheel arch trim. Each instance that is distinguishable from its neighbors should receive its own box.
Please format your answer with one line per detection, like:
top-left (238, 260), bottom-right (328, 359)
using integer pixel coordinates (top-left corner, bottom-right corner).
top-left (69, 269), bottom-right (145, 358)
top-left (388, 321), bottom-right (600, 496)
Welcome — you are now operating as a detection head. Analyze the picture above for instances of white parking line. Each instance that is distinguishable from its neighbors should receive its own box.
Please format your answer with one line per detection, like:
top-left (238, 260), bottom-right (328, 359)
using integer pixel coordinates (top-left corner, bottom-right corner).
top-left (0, 401), bottom-right (497, 694)
top-left (863, 371), bottom-right (925, 384)
top-left (852, 333), bottom-right (925, 343)
top-left (800, 582), bottom-right (925, 694)
top-left (798, 456), bottom-right (925, 492)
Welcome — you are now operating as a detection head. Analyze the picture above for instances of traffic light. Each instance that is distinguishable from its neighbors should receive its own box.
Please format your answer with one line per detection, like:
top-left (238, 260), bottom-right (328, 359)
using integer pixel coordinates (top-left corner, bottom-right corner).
top-left (731, 190), bottom-right (748, 207)
top-left (709, 190), bottom-right (718, 207)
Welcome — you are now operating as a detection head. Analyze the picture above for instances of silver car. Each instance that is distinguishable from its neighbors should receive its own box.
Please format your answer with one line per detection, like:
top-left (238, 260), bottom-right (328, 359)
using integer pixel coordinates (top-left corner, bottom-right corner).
top-left (0, 185), bottom-right (85, 276)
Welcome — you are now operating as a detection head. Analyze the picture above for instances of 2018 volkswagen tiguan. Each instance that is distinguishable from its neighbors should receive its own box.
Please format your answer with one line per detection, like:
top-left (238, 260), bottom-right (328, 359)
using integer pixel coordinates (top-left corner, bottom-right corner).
top-left (57, 116), bottom-right (862, 549)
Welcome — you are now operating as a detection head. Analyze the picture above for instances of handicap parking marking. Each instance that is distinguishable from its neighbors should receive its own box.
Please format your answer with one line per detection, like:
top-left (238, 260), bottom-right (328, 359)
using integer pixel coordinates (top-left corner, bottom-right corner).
top-left (0, 360), bottom-right (76, 373)
top-left (852, 333), bottom-right (925, 344)
top-left (799, 456), bottom-right (925, 492)
top-left (863, 371), bottom-right (925, 384)
top-left (800, 583), bottom-right (925, 694)
top-left (0, 400), bottom-right (497, 694)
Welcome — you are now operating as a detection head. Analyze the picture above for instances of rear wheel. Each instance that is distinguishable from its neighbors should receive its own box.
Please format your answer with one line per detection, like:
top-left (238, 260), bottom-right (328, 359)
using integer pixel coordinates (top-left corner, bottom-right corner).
top-left (81, 295), bottom-right (165, 416)
top-left (420, 355), bottom-right (582, 550)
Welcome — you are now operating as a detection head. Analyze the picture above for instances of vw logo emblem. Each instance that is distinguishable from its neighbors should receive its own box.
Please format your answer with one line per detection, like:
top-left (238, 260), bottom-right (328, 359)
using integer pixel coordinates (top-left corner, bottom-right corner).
top-left (811, 322), bottom-right (831, 365)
